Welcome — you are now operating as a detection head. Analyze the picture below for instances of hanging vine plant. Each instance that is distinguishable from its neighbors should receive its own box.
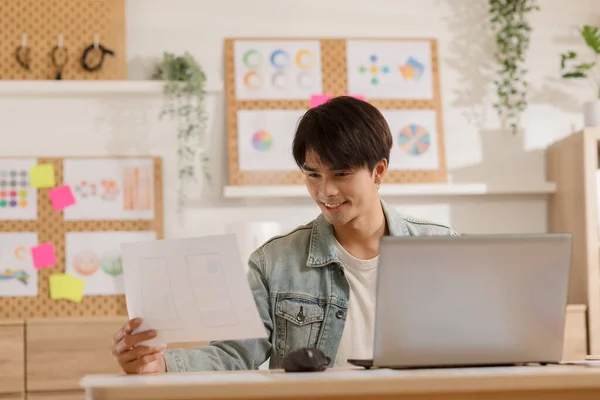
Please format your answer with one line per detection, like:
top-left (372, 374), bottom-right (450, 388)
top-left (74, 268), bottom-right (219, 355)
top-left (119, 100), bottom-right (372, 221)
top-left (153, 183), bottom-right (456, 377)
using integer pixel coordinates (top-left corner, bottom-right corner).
top-left (153, 52), bottom-right (210, 211)
top-left (488, 0), bottom-right (540, 134)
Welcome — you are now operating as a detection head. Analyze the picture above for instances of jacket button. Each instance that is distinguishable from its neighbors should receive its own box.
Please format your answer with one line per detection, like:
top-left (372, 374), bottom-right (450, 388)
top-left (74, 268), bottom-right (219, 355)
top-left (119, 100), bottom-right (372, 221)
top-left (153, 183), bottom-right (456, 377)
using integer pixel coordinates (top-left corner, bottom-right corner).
top-left (336, 310), bottom-right (344, 319)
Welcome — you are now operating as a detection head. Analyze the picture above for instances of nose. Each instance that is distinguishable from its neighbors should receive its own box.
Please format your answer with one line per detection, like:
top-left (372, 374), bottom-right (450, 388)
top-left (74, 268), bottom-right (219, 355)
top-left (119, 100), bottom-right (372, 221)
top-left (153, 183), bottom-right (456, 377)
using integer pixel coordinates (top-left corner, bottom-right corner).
top-left (320, 177), bottom-right (340, 198)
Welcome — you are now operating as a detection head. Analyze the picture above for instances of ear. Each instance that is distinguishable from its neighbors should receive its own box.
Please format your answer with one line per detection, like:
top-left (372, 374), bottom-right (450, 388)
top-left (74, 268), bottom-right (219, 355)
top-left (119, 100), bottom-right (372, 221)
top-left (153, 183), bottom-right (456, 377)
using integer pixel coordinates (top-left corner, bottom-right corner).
top-left (373, 159), bottom-right (388, 184)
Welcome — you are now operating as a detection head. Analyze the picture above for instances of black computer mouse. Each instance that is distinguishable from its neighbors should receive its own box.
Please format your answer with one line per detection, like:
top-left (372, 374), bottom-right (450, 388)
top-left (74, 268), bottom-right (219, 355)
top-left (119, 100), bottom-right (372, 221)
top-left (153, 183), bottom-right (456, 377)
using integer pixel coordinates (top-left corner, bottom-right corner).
top-left (282, 347), bottom-right (329, 372)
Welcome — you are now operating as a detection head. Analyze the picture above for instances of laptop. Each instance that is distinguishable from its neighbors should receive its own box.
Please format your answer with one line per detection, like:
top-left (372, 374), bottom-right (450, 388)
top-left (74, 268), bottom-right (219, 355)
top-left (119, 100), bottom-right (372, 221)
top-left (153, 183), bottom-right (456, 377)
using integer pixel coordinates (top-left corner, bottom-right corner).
top-left (348, 233), bottom-right (572, 369)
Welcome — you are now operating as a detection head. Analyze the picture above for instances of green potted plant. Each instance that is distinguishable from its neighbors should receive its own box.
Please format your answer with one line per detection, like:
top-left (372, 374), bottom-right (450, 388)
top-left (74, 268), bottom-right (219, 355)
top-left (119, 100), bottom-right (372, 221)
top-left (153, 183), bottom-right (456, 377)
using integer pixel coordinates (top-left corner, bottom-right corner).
top-left (153, 52), bottom-right (210, 210)
top-left (560, 25), bottom-right (600, 127)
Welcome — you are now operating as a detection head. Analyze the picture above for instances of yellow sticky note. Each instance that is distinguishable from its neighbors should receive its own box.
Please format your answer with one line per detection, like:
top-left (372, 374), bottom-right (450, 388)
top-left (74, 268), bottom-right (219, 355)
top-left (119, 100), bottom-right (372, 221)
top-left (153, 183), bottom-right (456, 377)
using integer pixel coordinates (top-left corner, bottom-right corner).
top-left (49, 274), bottom-right (85, 303)
top-left (30, 164), bottom-right (56, 188)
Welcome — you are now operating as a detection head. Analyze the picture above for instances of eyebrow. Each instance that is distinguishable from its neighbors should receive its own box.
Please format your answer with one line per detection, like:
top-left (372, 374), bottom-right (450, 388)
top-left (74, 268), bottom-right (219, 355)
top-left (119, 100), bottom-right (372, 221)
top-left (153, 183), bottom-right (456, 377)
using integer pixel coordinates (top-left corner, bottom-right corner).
top-left (302, 165), bottom-right (349, 172)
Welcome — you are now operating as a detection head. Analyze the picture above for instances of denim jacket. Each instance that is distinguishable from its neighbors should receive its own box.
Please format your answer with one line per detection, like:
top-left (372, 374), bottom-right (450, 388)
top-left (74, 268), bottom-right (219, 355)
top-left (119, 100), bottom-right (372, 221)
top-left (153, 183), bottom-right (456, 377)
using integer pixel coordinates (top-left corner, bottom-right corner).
top-left (163, 200), bottom-right (458, 372)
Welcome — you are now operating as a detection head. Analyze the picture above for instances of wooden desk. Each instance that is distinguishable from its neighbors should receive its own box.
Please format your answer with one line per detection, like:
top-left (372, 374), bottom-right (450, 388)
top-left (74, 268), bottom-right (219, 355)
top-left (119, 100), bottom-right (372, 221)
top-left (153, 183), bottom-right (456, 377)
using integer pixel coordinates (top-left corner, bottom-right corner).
top-left (81, 364), bottom-right (600, 400)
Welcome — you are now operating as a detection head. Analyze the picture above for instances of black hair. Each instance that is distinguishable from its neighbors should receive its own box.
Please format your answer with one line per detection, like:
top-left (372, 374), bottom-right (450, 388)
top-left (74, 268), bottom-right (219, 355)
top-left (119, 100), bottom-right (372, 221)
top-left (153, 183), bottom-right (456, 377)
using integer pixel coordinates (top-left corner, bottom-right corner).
top-left (292, 96), bottom-right (393, 172)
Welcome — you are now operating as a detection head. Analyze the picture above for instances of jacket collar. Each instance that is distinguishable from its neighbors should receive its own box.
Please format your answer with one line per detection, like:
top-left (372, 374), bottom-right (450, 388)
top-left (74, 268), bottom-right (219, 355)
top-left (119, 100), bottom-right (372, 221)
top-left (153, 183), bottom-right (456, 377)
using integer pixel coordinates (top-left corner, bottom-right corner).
top-left (306, 199), bottom-right (409, 267)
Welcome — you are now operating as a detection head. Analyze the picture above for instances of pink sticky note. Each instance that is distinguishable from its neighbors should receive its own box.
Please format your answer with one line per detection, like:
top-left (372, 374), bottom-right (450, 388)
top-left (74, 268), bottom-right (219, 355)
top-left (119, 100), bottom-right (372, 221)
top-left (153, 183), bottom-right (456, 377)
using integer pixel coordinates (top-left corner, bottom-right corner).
top-left (310, 94), bottom-right (332, 108)
top-left (346, 93), bottom-right (366, 101)
top-left (31, 242), bottom-right (57, 269)
top-left (48, 185), bottom-right (76, 211)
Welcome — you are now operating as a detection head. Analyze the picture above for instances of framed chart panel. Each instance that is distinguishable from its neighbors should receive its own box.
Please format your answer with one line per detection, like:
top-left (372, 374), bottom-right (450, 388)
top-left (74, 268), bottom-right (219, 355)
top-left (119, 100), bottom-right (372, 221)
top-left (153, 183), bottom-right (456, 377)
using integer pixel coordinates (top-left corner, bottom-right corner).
top-left (0, 156), bottom-right (163, 319)
top-left (224, 37), bottom-right (446, 186)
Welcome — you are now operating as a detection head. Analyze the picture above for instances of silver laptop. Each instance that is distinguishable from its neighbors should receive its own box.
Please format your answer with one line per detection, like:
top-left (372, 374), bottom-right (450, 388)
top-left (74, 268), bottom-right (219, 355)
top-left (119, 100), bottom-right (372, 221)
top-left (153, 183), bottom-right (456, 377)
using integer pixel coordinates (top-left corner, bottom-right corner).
top-left (349, 233), bottom-right (572, 369)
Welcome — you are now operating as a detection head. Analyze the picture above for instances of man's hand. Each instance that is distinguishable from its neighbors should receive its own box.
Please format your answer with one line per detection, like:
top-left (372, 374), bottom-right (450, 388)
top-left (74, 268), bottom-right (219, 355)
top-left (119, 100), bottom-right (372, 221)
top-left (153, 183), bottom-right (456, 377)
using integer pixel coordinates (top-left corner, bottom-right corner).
top-left (111, 318), bottom-right (167, 374)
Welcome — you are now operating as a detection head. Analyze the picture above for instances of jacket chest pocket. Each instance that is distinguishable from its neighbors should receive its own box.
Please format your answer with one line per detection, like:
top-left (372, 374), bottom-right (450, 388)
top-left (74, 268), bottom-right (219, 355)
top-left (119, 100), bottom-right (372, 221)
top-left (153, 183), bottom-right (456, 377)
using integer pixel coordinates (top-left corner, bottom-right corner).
top-left (274, 298), bottom-right (325, 355)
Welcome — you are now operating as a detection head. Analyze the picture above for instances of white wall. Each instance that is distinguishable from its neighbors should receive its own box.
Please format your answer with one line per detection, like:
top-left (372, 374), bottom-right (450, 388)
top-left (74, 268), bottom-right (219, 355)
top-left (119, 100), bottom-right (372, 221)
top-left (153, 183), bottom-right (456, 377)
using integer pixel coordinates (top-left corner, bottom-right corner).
top-left (1, 0), bottom-right (599, 240)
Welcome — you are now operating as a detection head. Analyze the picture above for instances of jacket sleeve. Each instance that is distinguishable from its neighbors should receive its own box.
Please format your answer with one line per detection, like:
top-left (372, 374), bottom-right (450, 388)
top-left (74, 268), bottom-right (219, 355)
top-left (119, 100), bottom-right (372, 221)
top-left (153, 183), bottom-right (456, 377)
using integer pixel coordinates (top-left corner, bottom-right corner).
top-left (162, 248), bottom-right (273, 372)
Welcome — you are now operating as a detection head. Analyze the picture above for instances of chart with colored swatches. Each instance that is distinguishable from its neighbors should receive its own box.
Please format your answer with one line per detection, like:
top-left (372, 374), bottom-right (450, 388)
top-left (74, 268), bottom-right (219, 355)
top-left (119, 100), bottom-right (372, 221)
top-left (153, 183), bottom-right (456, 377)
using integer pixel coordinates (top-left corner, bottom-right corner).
top-left (0, 169), bottom-right (29, 208)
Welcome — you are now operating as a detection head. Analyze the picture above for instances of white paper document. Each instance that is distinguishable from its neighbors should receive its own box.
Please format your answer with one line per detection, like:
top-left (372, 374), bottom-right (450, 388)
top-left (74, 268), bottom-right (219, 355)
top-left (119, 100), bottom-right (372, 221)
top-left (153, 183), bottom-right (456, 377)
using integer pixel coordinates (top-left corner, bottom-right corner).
top-left (121, 234), bottom-right (268, 346)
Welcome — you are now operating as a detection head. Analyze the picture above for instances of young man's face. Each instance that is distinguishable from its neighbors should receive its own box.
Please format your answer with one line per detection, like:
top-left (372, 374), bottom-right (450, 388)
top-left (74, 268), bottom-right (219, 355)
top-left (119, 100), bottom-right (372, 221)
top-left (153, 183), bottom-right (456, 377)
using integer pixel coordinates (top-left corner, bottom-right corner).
top-left (302, 150), bottom-right (386, 227)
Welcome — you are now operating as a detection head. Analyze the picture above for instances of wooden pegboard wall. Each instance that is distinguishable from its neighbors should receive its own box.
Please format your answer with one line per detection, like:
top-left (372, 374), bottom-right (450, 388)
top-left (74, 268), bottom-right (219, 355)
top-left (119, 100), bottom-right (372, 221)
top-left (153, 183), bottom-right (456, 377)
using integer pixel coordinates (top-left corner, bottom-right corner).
top-left (0, 157), bottom-right (163, 319)
top-left (224, 37), bottom-right (447, 186)
top-left (0, 0), bottom-right (126, 80)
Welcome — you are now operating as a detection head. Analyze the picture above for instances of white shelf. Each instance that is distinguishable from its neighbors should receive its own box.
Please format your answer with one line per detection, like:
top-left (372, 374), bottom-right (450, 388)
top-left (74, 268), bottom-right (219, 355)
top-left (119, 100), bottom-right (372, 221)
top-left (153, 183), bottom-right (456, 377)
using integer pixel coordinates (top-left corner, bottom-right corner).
top-left (223, 182), bottom-right (557, 199)
top-left (0, 80), bottom-right (224, 96)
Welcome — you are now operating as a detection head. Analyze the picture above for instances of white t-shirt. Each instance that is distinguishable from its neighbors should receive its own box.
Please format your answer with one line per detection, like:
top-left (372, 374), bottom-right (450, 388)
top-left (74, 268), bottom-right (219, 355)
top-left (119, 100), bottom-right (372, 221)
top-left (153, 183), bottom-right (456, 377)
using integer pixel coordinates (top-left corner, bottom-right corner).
top-left (332, 238), bottom-right (378, 367)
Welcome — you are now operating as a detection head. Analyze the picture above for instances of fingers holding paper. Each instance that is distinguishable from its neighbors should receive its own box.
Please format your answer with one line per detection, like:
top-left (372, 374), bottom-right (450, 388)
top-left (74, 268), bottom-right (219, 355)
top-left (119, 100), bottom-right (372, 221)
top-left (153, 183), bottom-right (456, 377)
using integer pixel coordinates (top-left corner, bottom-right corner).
top-left (114, 329), bottom-right (158, 353)
top-left (112, 317), bottom-right (143, 343)
top-left (116, 344), bottom-right (167, 374)
top-left (111, 318), bottom-right (167, 374)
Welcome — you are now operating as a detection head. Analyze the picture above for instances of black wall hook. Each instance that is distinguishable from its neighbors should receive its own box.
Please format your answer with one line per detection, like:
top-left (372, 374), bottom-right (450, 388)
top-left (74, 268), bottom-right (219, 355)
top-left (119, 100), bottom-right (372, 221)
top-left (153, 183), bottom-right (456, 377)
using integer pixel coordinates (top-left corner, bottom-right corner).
top-left (15, 46), bottom-right (30, 71)
top-left (51, 45), bottom-right (68, 80)
top-left (15, 32), bottom-right (30, 71)
top-left (81, 43), bottom-right (115, 72)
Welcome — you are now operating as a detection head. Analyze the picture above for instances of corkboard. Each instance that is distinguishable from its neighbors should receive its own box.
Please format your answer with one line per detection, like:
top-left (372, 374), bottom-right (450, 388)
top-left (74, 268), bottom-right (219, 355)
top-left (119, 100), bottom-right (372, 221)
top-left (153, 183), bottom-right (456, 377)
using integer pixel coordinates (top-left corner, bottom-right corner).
top-left (224, 37), bottom-right (447, 186)
top-left (0, 156), bottom-right (163, 319)
top-left (0, 0), bottom-right (126, 80)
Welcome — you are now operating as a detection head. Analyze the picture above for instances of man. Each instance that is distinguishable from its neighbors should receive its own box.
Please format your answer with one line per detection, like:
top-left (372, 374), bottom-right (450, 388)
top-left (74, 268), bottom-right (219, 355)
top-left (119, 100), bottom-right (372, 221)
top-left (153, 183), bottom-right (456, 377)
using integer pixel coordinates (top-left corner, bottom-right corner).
top-left (111, 96), bottom-right (457, 374)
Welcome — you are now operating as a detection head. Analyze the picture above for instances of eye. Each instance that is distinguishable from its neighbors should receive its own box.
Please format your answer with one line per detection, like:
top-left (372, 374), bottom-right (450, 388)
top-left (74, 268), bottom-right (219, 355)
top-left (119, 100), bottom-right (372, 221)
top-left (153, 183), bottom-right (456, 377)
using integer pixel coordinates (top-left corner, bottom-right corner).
top-left (335, 171), bottom-right (351, 177)
top-left (307, 172), bottom-right (320, 178)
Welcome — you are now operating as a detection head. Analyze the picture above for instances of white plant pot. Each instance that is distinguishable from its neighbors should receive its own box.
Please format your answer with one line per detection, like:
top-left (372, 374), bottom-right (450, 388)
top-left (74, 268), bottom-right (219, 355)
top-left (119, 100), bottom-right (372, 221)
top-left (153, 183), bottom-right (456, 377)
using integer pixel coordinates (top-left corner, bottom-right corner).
top-left (583, 100), bottom-right (600, 127)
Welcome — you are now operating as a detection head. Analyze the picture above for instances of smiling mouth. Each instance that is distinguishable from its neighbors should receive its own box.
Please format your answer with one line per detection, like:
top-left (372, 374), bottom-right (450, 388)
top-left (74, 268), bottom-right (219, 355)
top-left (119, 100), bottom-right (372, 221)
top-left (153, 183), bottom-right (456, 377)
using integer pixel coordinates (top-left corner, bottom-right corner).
top-left (321, 201), bottom-right (347, 212)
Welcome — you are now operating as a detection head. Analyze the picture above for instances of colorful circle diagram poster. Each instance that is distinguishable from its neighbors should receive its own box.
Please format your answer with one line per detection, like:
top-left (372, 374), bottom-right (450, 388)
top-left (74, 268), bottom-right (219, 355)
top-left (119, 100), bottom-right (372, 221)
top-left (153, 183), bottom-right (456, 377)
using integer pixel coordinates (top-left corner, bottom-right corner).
top-left (380, 110), bottom-right (440, 171)
top-left (0, 232), bottom-right (38, 297)
top-left (236, 109), bottom-right (305, 171)
top-left (62, 158), bottom-right (155, 221)
top-left (234, 40), bottom-right (323, 100)
top-left (65, 230), bottom-right (157, 295)
top-left (346, 40), bottom-right (434, 100)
